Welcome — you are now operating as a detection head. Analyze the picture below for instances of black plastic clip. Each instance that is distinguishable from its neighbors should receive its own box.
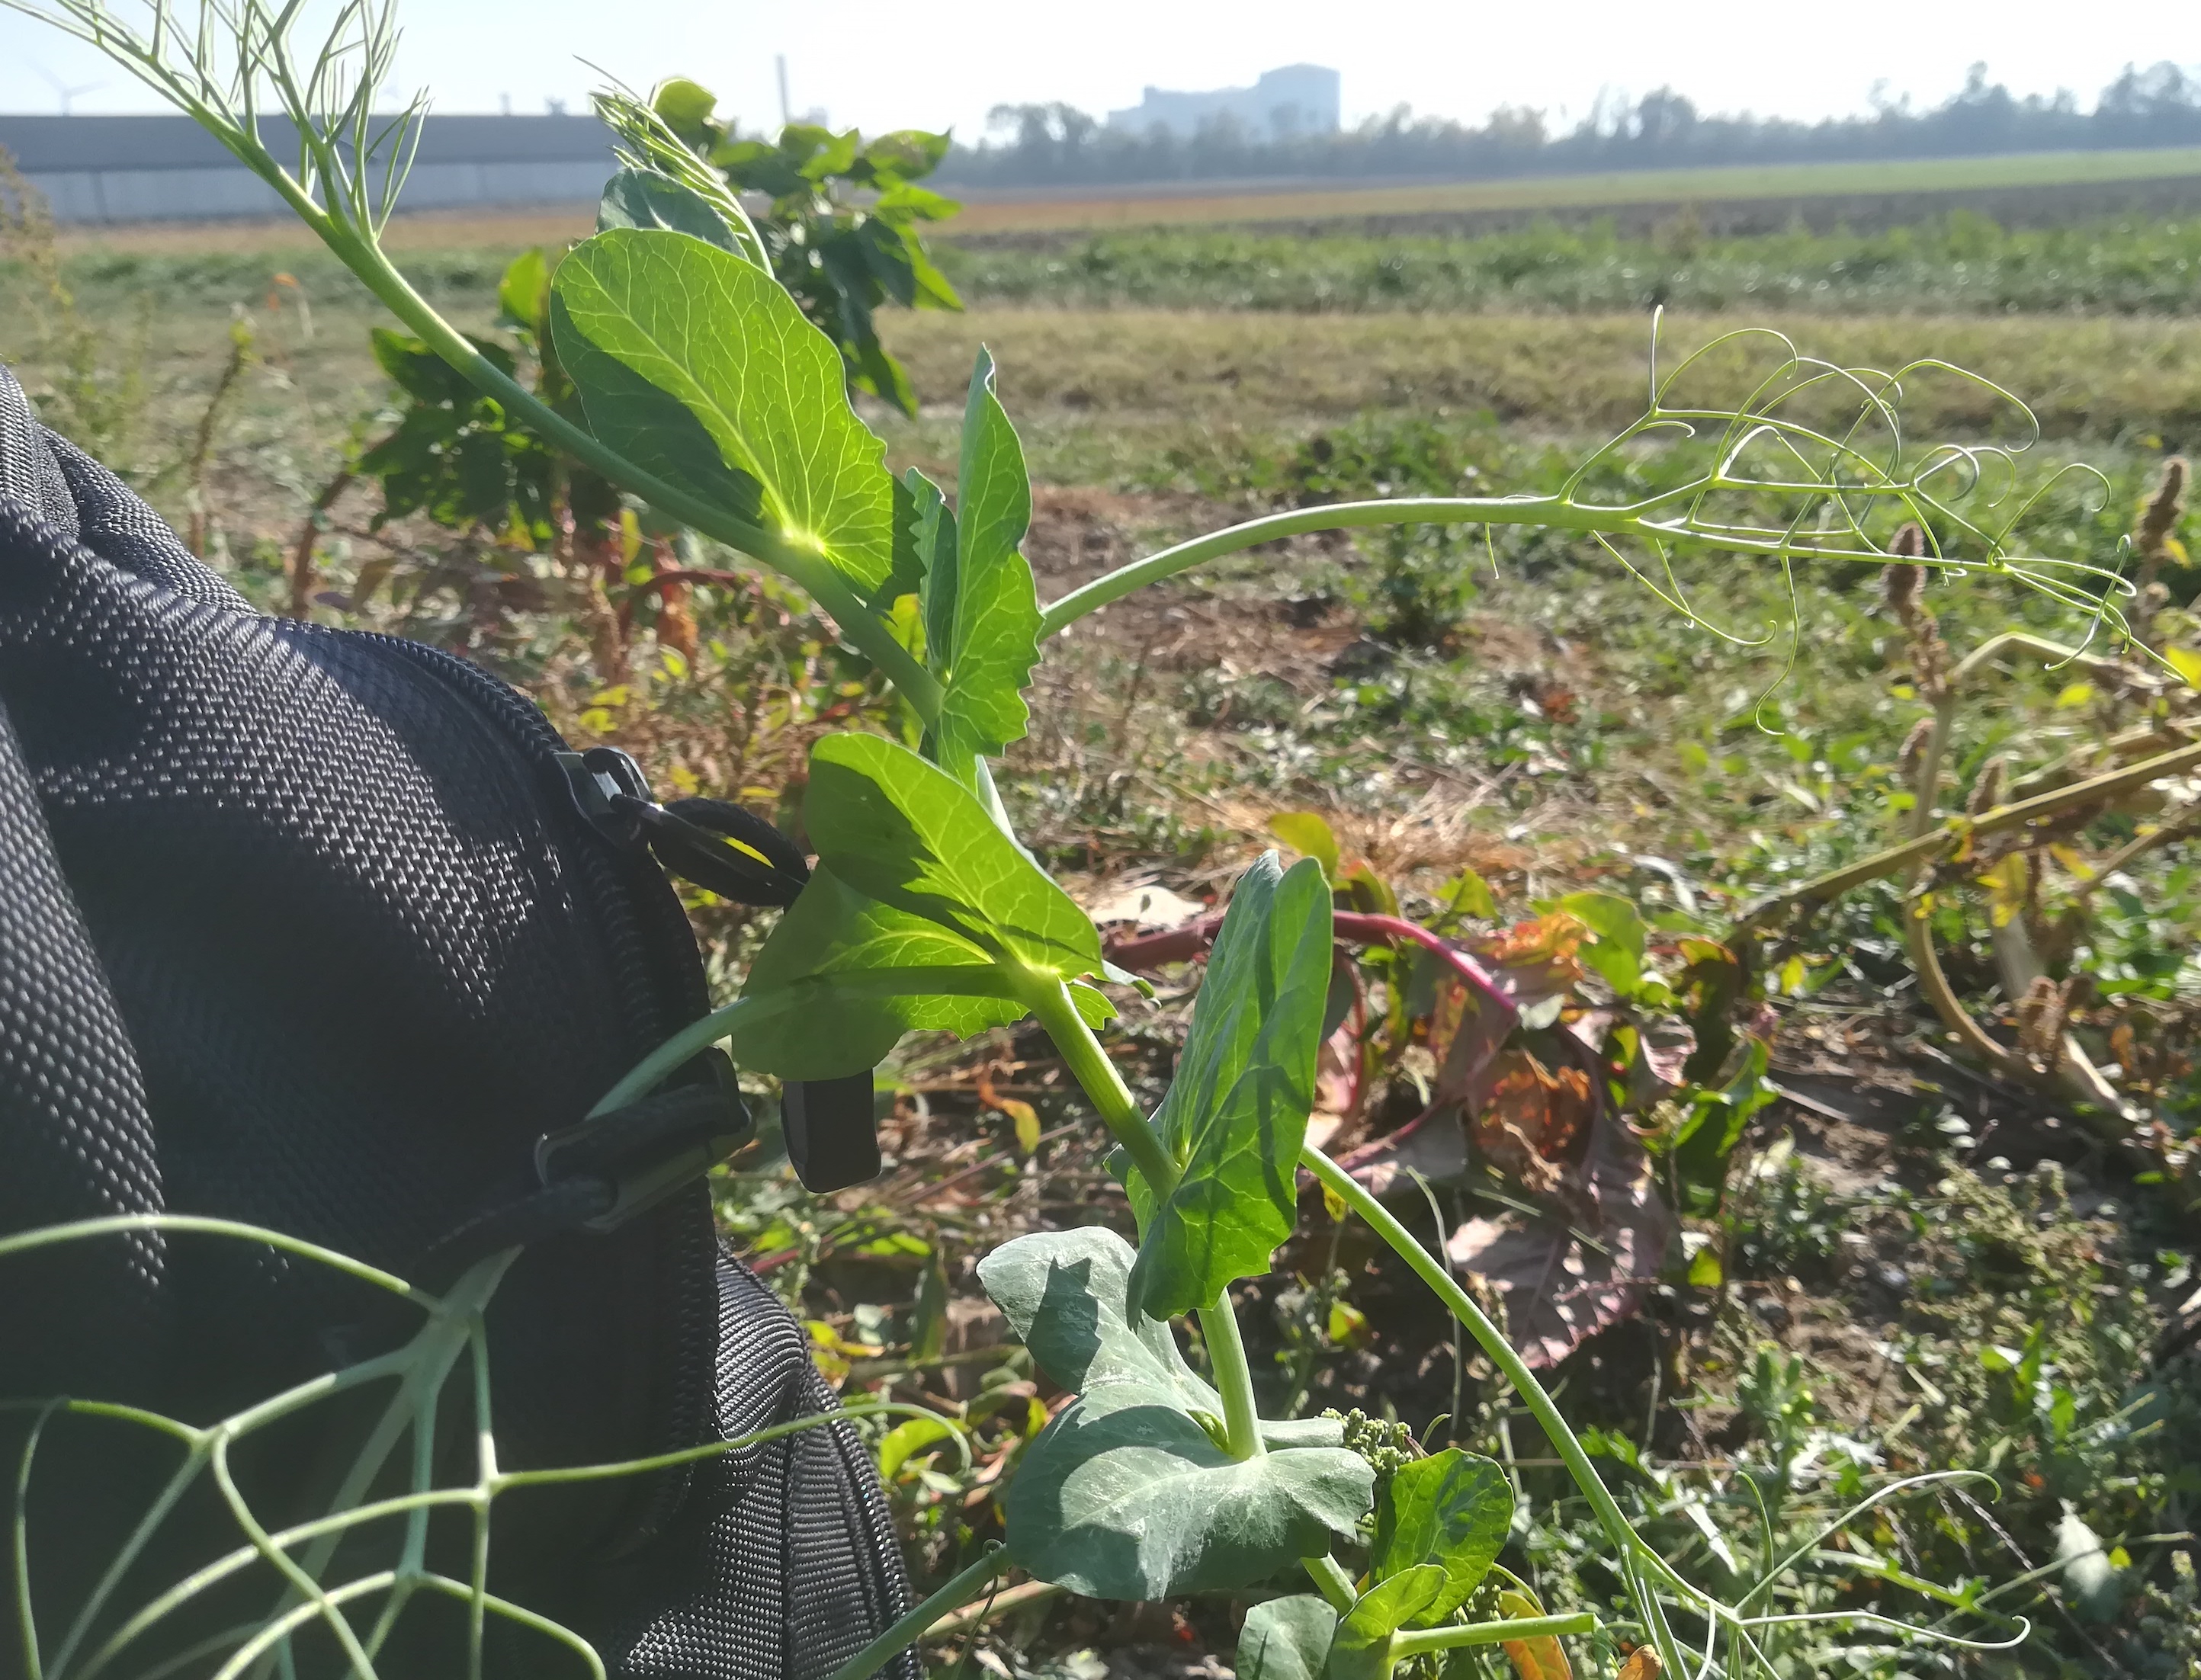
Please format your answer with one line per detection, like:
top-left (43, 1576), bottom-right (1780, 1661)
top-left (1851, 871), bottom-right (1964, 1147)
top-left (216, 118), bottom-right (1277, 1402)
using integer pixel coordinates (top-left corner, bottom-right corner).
top-left (781, 1072), bottom-right (882, 1194)
top-left (534, 1048), bottom-right (753, 1233)
top-left (555, 747), bottom-right (810, 908)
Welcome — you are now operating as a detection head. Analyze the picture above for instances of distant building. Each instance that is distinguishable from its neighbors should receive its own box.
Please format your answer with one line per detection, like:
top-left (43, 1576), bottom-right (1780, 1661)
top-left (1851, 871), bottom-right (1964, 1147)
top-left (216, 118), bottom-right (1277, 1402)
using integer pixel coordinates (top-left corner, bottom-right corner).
top-left (0, 112), bottom-right (615, 223)
top-left (1106, 65), bottom-right (1340, 142)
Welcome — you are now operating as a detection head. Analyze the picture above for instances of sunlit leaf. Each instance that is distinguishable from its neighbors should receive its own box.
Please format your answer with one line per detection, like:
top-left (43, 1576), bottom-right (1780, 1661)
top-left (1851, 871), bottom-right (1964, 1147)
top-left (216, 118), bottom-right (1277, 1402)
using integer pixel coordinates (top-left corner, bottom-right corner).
top-left (1370, 1449), bottom-right (1513, 1623)
top-left (1556, 890), bottom-right (1646, 995)
top-left (1334, 1564), bottom-right (1447, 1667)
top-left (805, 733), bottom-right (1105, 981)
top-left (1268, 811), bottom-right (1341, 882)
top-left (552, 228), bottom-right (897, 588)
top-left (733, 865), bottom-right (1025, 1079)
top-left (878, 1416), bottom-right (956, 1480)
top-left (495, 247), bottom-right (552, 334)
top-left (926, 349), bottom-right (1042, 777)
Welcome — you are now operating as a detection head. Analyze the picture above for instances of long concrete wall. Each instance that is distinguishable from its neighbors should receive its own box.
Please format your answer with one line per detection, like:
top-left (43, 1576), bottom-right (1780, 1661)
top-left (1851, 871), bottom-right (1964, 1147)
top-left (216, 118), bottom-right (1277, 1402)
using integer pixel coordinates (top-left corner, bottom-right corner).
top-left (0, 114), bottom-right (617, 223)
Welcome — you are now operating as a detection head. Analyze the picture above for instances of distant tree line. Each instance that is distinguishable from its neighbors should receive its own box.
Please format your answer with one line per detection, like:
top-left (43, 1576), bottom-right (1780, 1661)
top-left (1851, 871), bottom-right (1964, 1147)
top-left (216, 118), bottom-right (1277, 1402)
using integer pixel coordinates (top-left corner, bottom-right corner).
top-left (935, 62), bottom-right (2201, 188)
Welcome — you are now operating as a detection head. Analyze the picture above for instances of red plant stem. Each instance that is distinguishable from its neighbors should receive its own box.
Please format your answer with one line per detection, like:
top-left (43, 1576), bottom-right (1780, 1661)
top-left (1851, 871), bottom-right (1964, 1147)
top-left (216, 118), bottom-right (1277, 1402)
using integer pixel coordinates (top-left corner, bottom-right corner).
top-left (1108, 910), bottom-right (1519, 1034)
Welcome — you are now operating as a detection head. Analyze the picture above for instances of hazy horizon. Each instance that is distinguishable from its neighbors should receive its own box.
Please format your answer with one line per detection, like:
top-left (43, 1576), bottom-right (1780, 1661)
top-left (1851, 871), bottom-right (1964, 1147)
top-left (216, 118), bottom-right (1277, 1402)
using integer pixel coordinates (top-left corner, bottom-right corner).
top-left (0, 0), bottom-right (2191, 144)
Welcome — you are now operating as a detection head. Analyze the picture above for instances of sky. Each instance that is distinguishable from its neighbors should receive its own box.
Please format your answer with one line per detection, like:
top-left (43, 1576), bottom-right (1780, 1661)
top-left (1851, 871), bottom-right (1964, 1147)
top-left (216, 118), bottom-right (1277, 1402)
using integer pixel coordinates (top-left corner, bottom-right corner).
top-left (0, 0), bottom-right (2192, 140)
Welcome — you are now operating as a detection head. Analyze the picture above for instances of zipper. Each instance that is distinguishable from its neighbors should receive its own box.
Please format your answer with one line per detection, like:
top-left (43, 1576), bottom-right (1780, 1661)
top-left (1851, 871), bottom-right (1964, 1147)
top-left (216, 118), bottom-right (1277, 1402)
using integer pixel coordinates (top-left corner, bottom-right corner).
top-left (327, 627), bottom-right (718, 1550)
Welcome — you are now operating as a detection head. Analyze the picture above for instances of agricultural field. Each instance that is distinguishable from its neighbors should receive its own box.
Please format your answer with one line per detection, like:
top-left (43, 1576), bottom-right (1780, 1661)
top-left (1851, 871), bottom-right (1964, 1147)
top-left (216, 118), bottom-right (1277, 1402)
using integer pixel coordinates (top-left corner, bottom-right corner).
top-left (935, 147), bottom-right (2201, 236)
top-left (7, 157), bottom-right (2201, 1678)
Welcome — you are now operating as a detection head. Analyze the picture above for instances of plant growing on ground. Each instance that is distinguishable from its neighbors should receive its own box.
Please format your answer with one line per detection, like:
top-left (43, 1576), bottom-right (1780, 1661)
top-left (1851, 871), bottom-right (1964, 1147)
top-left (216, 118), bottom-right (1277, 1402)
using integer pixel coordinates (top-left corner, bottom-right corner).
top-left (5, 2), bottom-right (2179, 1675)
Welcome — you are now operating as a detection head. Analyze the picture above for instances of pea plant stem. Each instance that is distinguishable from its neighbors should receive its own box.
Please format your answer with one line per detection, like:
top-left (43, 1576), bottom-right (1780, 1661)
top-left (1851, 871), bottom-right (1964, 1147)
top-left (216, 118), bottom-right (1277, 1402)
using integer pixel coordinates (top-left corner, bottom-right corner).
top-left (1302, 1552), bottom-right (1359, 1613)
top-left (1019, 981), bottom-right (1269, 1460)
top-left (1197, 1302), bottom-right (1266, 1460)
top-left (1301, 1146), bottom-right (1695, 1678)
top-left (1391, 1611), bottom-right (1597, 1653)
top-left (825, 1547), bottom-right (1013, 1680)
top-left (1019, 979), bottom-right (1176, 1201)
top-left (1035, 495), bottom-right (1978, 640)
top-left (238, 172), bottom-right (945, 720)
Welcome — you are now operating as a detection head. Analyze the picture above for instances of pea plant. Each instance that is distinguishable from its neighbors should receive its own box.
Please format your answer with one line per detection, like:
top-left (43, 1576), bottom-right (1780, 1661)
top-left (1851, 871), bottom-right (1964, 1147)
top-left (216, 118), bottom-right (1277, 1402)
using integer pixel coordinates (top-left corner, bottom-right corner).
top-left (2, 2), bottom-right (2155, 1677)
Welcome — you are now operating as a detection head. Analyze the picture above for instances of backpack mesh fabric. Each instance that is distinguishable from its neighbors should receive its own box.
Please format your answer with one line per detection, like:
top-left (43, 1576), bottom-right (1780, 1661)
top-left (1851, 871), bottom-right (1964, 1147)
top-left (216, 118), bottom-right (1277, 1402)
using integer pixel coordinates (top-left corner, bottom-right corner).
top-left (0, 364), bottom-right (916, 1680)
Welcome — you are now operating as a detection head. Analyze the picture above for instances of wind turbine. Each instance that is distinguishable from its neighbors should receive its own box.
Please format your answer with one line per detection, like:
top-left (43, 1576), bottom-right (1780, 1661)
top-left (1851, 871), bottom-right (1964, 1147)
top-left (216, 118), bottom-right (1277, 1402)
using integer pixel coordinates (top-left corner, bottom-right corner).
top-left (34, 62), bottom-right (103, 116)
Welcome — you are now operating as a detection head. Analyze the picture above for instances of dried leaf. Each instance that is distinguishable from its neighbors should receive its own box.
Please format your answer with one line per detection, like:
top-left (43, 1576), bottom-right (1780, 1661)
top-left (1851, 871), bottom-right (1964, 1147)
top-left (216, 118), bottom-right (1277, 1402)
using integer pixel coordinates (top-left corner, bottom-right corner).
top-left (978, 1064), bottom-right (1044, 1155)
top-left (1475, 1050), bottom-right (1592, 1181)
top-left (1616, 1648), bottom-right (1661, 1680)
top-left (1497, 1591), bottom-right (1574, 1680)
top-left (1446, 1114), bottom-right (1673, 1369)
top-left (1473, 915), bottom-right (1587, 1011)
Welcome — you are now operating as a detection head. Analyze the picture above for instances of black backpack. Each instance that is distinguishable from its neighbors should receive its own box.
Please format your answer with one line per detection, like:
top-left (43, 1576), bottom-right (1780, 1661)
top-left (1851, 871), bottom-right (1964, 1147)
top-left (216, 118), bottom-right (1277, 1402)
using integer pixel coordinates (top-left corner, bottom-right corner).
top-left (0, 364), bottom-right (916, 1680)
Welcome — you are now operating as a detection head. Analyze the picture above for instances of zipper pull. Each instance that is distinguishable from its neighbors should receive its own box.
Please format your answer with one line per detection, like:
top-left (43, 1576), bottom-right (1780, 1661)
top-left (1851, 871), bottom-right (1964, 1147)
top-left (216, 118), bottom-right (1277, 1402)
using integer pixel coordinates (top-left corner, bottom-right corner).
top-left (557, 747), bottom-right (810, 907)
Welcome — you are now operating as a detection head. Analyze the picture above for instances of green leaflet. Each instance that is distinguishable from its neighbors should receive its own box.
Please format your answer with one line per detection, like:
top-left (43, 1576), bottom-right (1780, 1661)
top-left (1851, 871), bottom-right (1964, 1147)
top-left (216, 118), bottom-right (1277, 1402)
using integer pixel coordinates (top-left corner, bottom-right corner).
top-left (979, 1229), bottom-right (1372, 1599)
top-left (1369, 1449), bottom-right (1515, 1624)
top-left (1332, 1564), bottom-right (1449, 1678)
top-left (804, 733), bottom-right (1104, 981)
top-left (596, 167), bottom-right (748, 255)
top-left (733, 865), bottom-right (1024, 1079)
top-left (976, 1228), bottom-right (1222, 1415)
top-left (735, 864), bottom-right (1112, 1079)
top-left (550, 227), bottom-right (897, 589)
top-left (916, 467), bottom-right (958, 679)
top-left (925, 349), bottom-right (1041, 777)
top-left (1235, 1596), bottom-right (1338, 1680)
top-left (1129, 854), bottom-right (1334, 1319)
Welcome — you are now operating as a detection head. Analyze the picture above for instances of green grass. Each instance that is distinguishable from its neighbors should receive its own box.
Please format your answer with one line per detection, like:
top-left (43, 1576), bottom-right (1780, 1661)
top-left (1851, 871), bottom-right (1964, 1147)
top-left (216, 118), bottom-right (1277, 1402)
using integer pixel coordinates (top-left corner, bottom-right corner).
top-left (881, 307), bottom-right (2201, 442)
top-left (938, 212), bottom-right (2201, 317)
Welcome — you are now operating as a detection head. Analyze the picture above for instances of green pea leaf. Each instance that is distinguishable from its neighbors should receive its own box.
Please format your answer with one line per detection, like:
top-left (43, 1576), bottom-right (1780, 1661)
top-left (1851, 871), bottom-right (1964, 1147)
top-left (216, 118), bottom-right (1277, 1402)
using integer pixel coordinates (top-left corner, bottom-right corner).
top-left (550, 227), bottom-right (896, 589)
top-left (914, 469), bottom-right (956, 652)
top-left (732, 865), bottom-right (1025, 1080)
top-left (873, 468), bottom-right (953, 618)
top-left (1129, 854), bottom-right (1333, 1319)
top-left (1370, 1449), bottom-right (1515, 1624)
top-left (981, 1229), bottom-right (1372, 1598)
top-left (923, 348), bottom-right (1041, 779)
top-left (650, 75), bottom-right (720, 139)
top-left (1006, 1399), bottom-right (1374, 1600)
top-left (596, 167), bottom-right (746, 255)
top-left (1236, 1596), bottom-right (1337, 1680)
top-left (804, 733), bottom-right (1104, 982)
top-left (977, 1228), bottom-right (1221, 1414)
top-left (1335, 1564), bottom-right (1448, 1664)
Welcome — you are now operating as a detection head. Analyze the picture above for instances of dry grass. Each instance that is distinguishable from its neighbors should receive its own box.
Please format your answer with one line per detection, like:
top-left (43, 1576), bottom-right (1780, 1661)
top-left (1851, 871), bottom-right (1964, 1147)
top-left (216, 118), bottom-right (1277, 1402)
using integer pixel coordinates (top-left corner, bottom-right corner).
top-left (881, 306), bottom-right (2201, 436)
